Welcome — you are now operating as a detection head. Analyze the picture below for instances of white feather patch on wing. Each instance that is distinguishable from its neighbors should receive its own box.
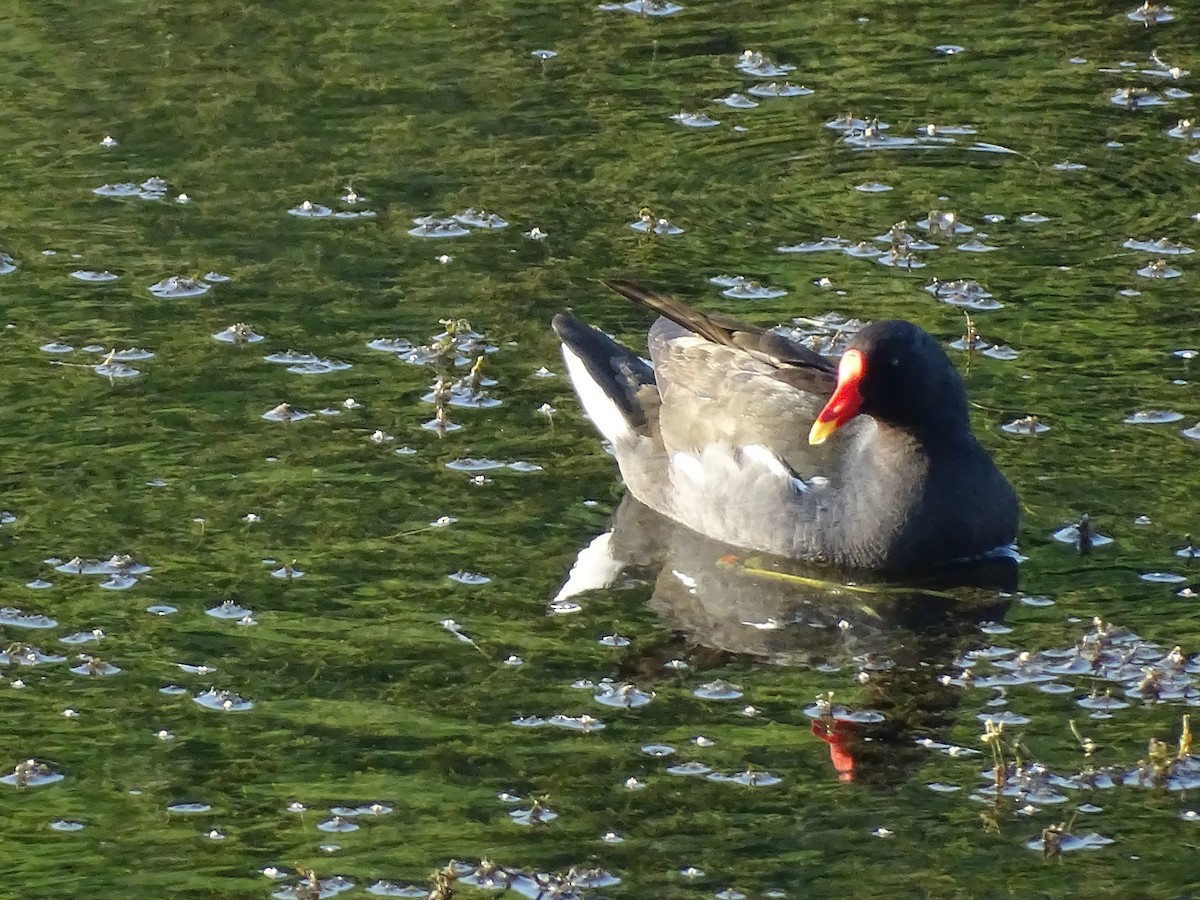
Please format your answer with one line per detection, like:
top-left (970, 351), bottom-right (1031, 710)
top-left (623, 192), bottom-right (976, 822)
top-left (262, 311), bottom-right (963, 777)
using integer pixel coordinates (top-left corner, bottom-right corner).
top-left (562, 345), bottom-right (632, 444)
top-left (670, 451), bottom-right (705, 483)
top-left (739, 444), bottom-right (808, 493)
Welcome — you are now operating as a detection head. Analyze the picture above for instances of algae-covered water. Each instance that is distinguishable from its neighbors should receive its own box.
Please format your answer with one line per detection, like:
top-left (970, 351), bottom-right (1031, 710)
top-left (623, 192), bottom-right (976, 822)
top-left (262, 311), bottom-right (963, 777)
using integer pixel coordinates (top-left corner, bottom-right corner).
top-left (2, 1), bottom-right (1200, 897)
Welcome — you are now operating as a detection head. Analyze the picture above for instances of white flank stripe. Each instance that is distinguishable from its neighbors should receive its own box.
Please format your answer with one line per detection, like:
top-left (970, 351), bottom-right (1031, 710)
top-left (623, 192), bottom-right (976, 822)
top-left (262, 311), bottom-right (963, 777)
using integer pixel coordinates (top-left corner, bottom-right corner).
top-left (562, 346), bottom-right (632, 443)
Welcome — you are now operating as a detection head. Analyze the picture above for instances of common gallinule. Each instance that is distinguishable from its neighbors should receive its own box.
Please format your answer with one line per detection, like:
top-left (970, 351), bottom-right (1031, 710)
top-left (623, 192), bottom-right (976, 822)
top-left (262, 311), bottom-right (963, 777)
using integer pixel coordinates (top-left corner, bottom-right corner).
top-left (552, 279), bottom-right (1019, 572)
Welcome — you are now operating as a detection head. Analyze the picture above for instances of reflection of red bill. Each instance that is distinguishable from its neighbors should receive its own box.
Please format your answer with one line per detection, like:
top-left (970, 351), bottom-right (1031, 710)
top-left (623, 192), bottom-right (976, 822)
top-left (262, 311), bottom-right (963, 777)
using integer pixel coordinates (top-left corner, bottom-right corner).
top-left (812, 719), bottom-right (855, 783)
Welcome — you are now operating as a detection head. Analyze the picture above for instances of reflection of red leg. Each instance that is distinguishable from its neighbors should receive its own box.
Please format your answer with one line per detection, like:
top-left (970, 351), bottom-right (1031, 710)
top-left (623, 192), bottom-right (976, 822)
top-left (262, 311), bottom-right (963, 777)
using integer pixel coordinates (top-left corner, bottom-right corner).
top-left (812, 719), bottom-right (855, 783)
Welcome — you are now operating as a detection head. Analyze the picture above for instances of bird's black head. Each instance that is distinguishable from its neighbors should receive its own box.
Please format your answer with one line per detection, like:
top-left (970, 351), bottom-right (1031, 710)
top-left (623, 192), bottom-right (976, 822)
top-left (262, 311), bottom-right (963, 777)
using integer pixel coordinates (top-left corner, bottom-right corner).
top-left (810, 320), bottom-right (970, 444)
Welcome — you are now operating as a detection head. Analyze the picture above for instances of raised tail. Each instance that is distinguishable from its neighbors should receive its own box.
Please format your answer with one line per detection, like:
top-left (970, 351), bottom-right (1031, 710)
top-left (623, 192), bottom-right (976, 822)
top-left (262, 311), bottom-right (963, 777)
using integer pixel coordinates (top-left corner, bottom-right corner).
top-left (552, 312), bottom-right (656, 445)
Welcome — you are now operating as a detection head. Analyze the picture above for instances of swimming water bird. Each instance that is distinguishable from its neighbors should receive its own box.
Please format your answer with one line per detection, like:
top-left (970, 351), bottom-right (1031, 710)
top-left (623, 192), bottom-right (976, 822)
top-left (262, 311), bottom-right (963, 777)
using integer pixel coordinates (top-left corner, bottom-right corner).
top-left (552, 280), bottom-right (1018, 572)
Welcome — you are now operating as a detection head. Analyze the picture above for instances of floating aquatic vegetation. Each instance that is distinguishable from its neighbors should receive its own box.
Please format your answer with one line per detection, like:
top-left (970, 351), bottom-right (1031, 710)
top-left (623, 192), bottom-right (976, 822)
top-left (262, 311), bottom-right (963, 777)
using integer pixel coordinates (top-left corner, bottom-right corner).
top-left (99, 574), bottom-right (138, 590)
top-left (628, 209), bottom-right (683, 235)
top-left (736, 50), bottom-right (795, 77)
top-left (1126, 2), bottom-right (1174, 25)
top-left (719, 277), bottom-right (787, 299)
top-left (107, 348), bottom-right (154, 361)
top-left (949, 335), bottom-right (989, 351)
top-left (54, 554), bottom-right (150, 576)
top-left (805, 695), bottom-right (886, 723)
top-left (93, 360), bottom-right (140, 378)
top-left (288, 201), bottom-right (332, 218)
top-left (1136, 259), bottom-right (1182, 278)
top-left (982, 344), bottom-right (1020, 360)
top-left (69, 270), bottom-right (118, 283)
top-left (958, 236), bottom-right (1000, 252)
top-left (926, 279), bottom-right (1003, 311)
top-left (167, 802), bottom-right (212, 814)
top-left (453, 208), bottom-right (508, 229)
top-left (843, 241), bottom-right (883, 258)
top-left (713, 92), bottom-right (758, 108)
top-left (445, 458), bottom-right (505, 472)
top-left (594, 683), bottom-right (654, 708)
top-left (778, 236), bottom-right (847, 253)
top-left (421, 377), bottom-right (501, 409)
top-left (917, 210), bottom-right (973, 235)
top-left (448, 571), bottom-right (491, 585)
top-left (422, 417), bottom-right (462, 434)
top-left (366, 337), bottom-right (414, 353)
top-left (193, 688), bottom-right (253, 712)
top-left (1168, 118), bottom-right (1200, 139)
top-left (875, 248), bottom-right (925, 269)
top-left (1141, 571), bottom-right (1187, 584)
top-left (1051, 519), bottom-right (1113, 548)
top-left (694, 679), bottom-right (743, 700)
top-left (0, 609), bottom-right (56, 628)
top-left (287, 358), bottom-right (353, 375)
top-left (148, 276), bottom-right (211, 298)
top-left (0, 644), bottom-right (66, 666)
top-left (670, 111), bottom-right (720, 128)
top-left (843, 120), bottom-right (918, 149)
top-left (1, 760), bottom-right (64, 788)
top-left (213, 323), bottom-right (263, 344)
top-left (272, 872), bottom-right (355, 899)
top-left (919, 123), bottom-right (977, 136)
top-left (722, 770), bottom-right (782, 787)
top-left (261, 403), bottom-right (311, 423)
top-left (264, 350), bottom-right (320, 365)
top-left (69, 656), bottom-right (120, 676)
top-left (317, 816), bottom-right (359, 833)
top-left (746, 82), bottom-right (813, 98)
top-left (408, 216), bottom-right (471, 238)
top-left (206, 600), bottom-right (252, 620)
top-left (977, 711), bottom-right (1031, 726)
top-left (1123, 409), bottom-right (1184, 424)
top-left (1109, 87), bottom-right (1167, 109)
top-left (93, 183), bottom-right (141, 197)
top-left (1124, 237), bottom-right (1193, 254)
top-left (599, 0), bottom-right (683, 15)
top-left (59, 630), bottom-right (103, 644)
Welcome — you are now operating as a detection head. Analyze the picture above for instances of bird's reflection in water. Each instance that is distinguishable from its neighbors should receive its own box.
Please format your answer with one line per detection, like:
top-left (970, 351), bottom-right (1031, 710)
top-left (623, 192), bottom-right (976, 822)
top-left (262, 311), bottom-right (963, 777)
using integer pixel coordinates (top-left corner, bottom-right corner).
top-left (553, 496), bottom-right (1017, 788)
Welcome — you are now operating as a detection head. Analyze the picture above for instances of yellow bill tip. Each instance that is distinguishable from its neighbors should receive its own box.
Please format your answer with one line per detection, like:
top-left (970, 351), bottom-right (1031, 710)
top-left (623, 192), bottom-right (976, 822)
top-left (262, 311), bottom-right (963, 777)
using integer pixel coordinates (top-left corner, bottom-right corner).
top-left (808, 418), bottom-right (837, 446)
